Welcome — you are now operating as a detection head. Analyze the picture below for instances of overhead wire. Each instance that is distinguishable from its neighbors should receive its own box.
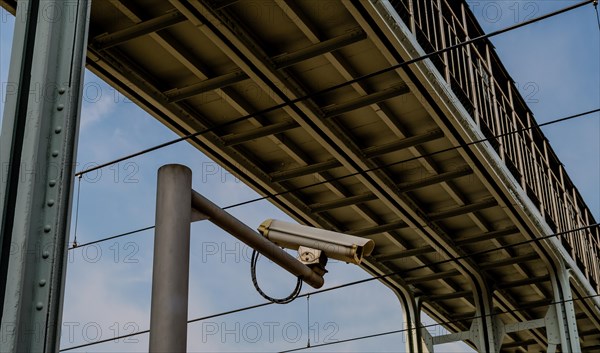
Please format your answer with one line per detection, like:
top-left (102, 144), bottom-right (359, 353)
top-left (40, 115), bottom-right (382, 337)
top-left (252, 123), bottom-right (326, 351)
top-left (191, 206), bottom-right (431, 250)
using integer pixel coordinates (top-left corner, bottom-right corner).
top-left (60, 2), bottom-right (600, 350)
top-left (68, 225), bottom-right (155, 250)
top-left (67, 107), bottom-right (600, 250)
top-left (59, 222), bottom-right (600, 351)
top-left (71, 175), bottom-right (82, 248)
top-left (73, 0), bottom-right (594, 178)
top-left (278, 293), bottom-right (600, 353)
top-left (595, 0), bottom-right (600, 30)
top-left (221, 108), bottom-right (599, 210)
top-left (66, 0), bottom-right (599, 248)
top-left (60, 292), bottom-right (600, 351)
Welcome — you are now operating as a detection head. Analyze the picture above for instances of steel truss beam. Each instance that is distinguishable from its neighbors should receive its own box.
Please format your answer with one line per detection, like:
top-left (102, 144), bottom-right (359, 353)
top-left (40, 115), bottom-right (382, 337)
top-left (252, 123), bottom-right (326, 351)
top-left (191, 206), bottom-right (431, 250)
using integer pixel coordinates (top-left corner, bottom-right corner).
top-left (222, 120), bottom-right (300, 146)
top-left (0, 0), bottom-right (15, 14)
top-left (496, 275), bottom-right (551, 289)
top-left (349, 1), bottom-right (558, 349)
top-left (405, 270), bottom-right (461, 284)
top-left (377, 246), bottom-right (437, 261)
top-left (349, 220), bottom-right (408, 237)
top-left (428, 198), bottom-right (497, 221)
top-left (427, 290), bottom-right (473, 301)
top-left (454, 227), bottom-right (520, 245)
top-left (270, 143), bottom-right (465, 185)
top-left (272, 28), bottom-right (367, 69)
top-left (362, 129), bottom-right (444, 158)
top-left (165, 71), bottom-right (248, 103)
top-left (221, 84), bottom-right (414, 146)
top-left (100, 1), bottom-right (343, 237)
top-left (269, 1), bottom-right (474, 315)
top-left (376, 226), bottom-right (516, 261)
top-left (396, 168), bottom-right (473, 192)
top-left (93, 10), bottom-right (187, 50)
top-left (308, 167), bottom-right (473, 214)
top-left (322, 84), bottom-right (410, 118)
top-left (169, 11), bottom-right (493, 349)
top-left (310, 193), bottom-right (378, 213)
top-left (164, 28), bottom-right (368, 102)
top-left (0, 1), bottom-right (91, 352)
top-left (357, 199), bottom-right (497, 240)
top-left (478, 253), bottom-right (539, 270)
top-left (270, 159), bottom-right (341, 182)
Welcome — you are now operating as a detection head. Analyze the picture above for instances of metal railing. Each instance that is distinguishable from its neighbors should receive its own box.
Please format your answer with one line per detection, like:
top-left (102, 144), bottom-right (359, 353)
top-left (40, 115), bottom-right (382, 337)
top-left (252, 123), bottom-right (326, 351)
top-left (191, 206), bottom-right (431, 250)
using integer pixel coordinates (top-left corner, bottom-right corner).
top-left (390, 0), bottom-right (599, 293)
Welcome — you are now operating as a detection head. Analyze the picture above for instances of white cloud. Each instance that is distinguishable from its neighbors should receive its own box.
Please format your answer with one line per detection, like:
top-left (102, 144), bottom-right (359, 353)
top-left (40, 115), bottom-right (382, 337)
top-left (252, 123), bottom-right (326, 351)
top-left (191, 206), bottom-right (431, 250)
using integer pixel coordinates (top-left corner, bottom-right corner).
top-left (80, 91), bottom-right (116, 131)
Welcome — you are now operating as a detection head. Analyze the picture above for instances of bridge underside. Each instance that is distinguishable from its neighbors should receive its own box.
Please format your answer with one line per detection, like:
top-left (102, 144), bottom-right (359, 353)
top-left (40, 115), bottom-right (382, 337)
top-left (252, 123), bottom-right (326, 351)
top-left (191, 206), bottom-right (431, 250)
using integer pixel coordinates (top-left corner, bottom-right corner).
top-left (1, 0), bottom-right (599, 352)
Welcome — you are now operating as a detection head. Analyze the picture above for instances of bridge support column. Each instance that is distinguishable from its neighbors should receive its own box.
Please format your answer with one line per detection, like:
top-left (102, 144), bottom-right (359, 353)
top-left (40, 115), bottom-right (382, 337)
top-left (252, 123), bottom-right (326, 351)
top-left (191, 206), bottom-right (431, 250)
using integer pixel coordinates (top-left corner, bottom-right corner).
top-left (0, 1), bottom-right (91, 352)
top-left (419, 282), bottom-right (502, 352)
top-left (548, 260), bottom-right (580, 352)
top-left (470, 283), bottom-right (503, 353)
top-left (394, 287), bottom-right (431, 353)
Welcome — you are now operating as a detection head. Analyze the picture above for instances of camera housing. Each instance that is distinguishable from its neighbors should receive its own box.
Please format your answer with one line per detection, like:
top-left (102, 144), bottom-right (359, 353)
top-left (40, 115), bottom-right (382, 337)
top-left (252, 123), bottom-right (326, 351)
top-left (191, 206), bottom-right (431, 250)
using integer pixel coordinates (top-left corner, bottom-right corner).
top-left (257, 219), bottom-right (375, 265)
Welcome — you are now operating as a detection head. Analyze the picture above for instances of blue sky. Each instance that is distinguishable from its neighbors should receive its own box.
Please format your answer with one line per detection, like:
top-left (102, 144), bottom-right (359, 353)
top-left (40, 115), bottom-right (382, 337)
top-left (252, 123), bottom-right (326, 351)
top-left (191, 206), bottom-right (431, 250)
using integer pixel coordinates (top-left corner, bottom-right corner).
top-left (1, 1), bottom-right (599, 352)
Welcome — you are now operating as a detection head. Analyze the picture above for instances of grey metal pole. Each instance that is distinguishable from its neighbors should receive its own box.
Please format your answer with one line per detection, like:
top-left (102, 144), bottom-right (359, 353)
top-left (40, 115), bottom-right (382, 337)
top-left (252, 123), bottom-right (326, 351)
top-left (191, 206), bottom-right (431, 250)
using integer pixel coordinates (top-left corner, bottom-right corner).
top-left (149, 164), bottom-right (192, 353)
top-left (191, 191), bottom-right (324, 289)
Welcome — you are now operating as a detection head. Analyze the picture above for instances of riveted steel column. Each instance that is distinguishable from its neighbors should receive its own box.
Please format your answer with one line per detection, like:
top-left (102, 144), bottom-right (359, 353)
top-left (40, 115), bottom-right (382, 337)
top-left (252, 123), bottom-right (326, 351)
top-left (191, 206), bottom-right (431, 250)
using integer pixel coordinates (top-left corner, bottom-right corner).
top-left (149, 165), bottom-right (192, 353)
top-left (471, 284), bottom-right (502, 353)
top-left (549, 260), bottom-right (580, 352)
top-left (0, 1), bottom-right (91, 352)
top-left (390, 285), bottom-right (432, 353)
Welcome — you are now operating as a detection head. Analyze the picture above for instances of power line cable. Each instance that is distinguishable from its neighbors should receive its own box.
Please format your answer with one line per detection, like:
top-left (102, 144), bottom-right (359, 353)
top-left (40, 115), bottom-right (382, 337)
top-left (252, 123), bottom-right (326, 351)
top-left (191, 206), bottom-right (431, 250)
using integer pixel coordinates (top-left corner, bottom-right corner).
top-left (594, 0), bottom-right (600, 30)
top-left (221, 108), bottom-right (600, 210)
top-left (71, 175), bottom-right (82, 247)
top-left (278, 293), bottom-right (600, 353)
top-left (61, 293), bottom-right (600, 351)
top-left (73, 0), bottom-right (594, 178)
top-left (295, 223), bottom-right (600, 295)
top-left (306, 294), bottom-right (310, 348)
top-left (60, 291), bottom-right (600, 352)
top-left (68, 226), bottom-right (155, 250)
top-left (59, 270), bottom-right (600, 352)
top-left (58, 1), bottom-right (599, 351)
top-left (59, 2), bottom-right (600, 350)
top-left (58, 222), bottom-right (599, 351)
top-left (67, 107), bottom-right (599, 250)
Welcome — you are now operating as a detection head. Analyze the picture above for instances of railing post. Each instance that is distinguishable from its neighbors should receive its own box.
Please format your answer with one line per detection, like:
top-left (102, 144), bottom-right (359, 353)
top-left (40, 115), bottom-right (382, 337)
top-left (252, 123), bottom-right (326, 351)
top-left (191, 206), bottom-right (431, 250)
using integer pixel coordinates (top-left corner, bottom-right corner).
top-left (507, 85), bottom-right (525, 186)
top-left (461, 3), bottom-right (480, 126)
top-left (408, 0), bottom-right (416, 34)
top-left (484, 46), bottom-right (504, 161)
top-left (149, 165), bottom-right (193, 353)
top-left (438, 0), bottom-right (451, 83)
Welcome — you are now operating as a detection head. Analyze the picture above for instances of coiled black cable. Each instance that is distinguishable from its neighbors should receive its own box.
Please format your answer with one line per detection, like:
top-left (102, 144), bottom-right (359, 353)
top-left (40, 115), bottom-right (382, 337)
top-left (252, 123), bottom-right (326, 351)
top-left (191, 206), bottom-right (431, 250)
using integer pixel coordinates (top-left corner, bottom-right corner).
top-left (250, 249), bottom-right (302, 304)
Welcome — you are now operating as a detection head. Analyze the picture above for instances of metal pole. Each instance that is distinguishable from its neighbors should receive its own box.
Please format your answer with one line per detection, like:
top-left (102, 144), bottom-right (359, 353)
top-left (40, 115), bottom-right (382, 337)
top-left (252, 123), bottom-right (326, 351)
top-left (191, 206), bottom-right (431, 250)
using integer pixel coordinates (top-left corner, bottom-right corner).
top-left (149, 165), bottom-right (192, 353)
top-left (191, 191), bottom-right (324, 289)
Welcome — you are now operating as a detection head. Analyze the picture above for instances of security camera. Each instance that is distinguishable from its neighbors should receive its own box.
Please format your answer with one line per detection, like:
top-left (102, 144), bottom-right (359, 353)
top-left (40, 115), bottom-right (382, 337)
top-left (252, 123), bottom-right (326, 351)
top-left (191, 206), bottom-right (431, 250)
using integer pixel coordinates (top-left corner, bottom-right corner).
top-left (257, 219), bottom-right (375, 265)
